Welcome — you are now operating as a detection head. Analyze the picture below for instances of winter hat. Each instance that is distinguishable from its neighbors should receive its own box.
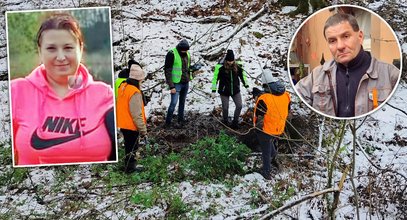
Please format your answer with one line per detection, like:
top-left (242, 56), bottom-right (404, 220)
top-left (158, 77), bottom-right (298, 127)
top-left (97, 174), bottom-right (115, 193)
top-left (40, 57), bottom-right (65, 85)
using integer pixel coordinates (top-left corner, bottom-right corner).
top-left (177, 39), bottom-right (190, 51)
top-left (252, 87), bottom-right (263, 99)
top-left (129, 64), bottom-right (145, 81)
top-left (225, 50), bottom-right (235, 61)
top-left (261, 69), bottom-right (278, 85)
top-left (128, 59), bottom-right (142, 70)
top-left (118, 68), bottom-right (129, 78)
top-left (264, 81), bottom-right (286, 95)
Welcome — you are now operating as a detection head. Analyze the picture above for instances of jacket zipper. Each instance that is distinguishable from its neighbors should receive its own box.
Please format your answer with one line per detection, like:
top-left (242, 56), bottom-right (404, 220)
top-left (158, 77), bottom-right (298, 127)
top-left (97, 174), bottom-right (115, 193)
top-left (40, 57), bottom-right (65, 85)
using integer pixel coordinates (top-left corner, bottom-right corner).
top-left (346, 68), bottom-right (350, 114)
top-left (230, 70), bottom-right (233, 95)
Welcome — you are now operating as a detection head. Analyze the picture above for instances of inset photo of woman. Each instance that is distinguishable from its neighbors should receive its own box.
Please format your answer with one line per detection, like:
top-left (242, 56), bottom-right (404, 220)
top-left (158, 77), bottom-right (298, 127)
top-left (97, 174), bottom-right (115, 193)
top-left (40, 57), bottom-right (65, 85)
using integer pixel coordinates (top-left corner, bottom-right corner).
top-left (6, 7), bottom-right (117, 167)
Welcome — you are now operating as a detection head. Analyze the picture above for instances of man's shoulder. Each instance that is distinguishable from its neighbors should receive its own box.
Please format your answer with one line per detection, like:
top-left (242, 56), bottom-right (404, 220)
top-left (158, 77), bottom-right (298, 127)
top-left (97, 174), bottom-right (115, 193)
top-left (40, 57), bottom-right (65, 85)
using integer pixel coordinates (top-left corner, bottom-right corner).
top-left (317, 59), bottom-right (336, 72)
top-left (370, 56), bottom-right (400, 78)
top-left (297, 60), bottom-right (334, 81)
top-left (371, 56), bottom-right (398, 69)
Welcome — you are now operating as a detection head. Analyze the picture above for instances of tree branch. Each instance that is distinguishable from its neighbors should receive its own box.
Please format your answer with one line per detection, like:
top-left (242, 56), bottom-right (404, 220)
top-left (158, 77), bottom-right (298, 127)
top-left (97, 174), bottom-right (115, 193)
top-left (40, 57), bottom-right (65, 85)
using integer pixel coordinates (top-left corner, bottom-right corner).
top-left (260, 188), bottom-right (340, 219)
top-left (386, 102), bottom-right (407, 117)
top-left (121, 9), bottom-right (230, 24)
top-left (198, 5), bottom-right (269, 53)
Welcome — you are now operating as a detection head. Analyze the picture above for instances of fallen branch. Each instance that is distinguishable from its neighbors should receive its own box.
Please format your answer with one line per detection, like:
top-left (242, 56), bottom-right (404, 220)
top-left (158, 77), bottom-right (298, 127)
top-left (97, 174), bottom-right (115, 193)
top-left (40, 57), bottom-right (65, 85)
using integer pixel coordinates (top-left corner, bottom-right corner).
top-left (237, 205), bottom-right (269, 219)
top-left (259, 188), bottom-right (340, 220)
top-left (172, 16), bottom-right (231, 24)
top-left (386, 103), bottom-right (407, 117)
top-left (170, 29), bottom-right (193, 42)
top-left (122, 9), bottom-right (230, 23)
top-left (354, 135), bottom-right (407, 193)
top-left (198, 5), bottom-right (269, 52)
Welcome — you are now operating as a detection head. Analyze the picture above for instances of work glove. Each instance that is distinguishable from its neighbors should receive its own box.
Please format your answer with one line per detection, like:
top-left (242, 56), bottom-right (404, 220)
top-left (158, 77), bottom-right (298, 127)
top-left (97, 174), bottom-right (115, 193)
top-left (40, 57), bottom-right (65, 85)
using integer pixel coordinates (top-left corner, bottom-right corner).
top-left (138, 134), bottom-right (148, 147)
top-left (190, 63), bottom-right (203, 72)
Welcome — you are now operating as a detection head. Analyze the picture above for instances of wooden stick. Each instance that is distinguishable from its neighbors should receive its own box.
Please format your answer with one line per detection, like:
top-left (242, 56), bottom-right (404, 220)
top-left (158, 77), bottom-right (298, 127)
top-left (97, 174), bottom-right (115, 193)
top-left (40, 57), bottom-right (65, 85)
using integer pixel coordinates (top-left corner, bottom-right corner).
top-left (259, 188), bottom-right (340, 220)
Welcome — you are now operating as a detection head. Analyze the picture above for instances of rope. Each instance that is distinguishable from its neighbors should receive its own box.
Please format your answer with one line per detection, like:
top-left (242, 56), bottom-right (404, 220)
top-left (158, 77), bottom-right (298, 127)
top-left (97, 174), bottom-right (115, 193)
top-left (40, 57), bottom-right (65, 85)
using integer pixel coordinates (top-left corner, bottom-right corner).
top-left (209, 111), bottom-right (303, 142)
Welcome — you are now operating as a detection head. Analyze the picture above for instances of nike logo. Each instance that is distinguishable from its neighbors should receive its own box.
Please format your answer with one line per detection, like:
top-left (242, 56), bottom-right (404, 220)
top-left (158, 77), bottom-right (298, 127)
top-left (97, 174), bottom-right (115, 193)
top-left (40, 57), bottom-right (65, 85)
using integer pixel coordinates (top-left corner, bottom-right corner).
top-left (31, 129), bottom-right (93, 150)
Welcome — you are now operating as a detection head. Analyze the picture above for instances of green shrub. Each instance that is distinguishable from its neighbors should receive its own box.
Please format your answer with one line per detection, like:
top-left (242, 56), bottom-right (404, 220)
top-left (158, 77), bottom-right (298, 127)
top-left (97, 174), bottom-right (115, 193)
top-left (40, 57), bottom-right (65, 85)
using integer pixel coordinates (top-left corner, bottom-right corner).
top-left (253, 31), bottom-right (264, 39)
top-left (166, 194), bottom-right (190, 219)
top-left (139, 152), bottom-right (185, 183)
top-left (182, 131), bottom-right (250, 181)
top-left (136, 131), bottom-right (250, 183)
top-left (272, 184), bottom-right (296, 208)
top-left (131, 186), bottom-right (189, 218)
top-left (131, 188), bottom-right (160, 208)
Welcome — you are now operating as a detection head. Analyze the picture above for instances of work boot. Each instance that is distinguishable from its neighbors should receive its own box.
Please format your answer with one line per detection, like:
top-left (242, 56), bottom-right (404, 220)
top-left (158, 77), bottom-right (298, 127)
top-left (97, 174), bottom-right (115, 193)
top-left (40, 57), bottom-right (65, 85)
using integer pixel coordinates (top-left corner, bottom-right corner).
top-left (221, 118), bottom-right (229, 126)
top-left (124, 160), bottom-right (136, 173)
top-left (124, 160), bottom-right (144, 173)
top-left (178, 119), bottom-right (188, 127)
top-left (163, 122), bottom-right (171, 130)
top-left (271, 157), bottom-right (280, 171)
top-left (124, 154), bottom-right (138, 173)
top-left (230, 120), bottom-right (239, 129)
top-left (260, 170), bottom-right (271, 180)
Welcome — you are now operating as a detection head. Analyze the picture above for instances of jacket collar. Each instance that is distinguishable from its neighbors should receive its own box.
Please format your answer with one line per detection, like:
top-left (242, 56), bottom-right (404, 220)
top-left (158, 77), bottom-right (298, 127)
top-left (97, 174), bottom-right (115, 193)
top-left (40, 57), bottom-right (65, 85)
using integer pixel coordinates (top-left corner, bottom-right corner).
top-left (322, 53), bottom-right (376, 79)
top-left (365, 55), bottom-right (378, 79)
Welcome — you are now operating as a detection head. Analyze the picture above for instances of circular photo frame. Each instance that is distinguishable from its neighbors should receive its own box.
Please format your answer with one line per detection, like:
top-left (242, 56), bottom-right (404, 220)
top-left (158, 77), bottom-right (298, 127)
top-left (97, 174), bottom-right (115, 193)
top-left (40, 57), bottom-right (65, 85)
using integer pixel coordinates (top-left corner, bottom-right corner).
top-left (288, 4), bottom-right (402, 120)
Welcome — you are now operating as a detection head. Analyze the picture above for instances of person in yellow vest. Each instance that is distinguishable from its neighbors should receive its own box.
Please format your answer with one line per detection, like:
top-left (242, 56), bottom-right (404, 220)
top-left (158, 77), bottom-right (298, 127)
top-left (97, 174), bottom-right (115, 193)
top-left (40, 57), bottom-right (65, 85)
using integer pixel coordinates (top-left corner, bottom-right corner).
top-left (117, 61), bottom-right (147, 173)
top-left (164, 39), bottom-right (192, 128)
top-left (211, 50), bottom-right (249, 129)
top-left (253, 70), bottom-right (291, 180)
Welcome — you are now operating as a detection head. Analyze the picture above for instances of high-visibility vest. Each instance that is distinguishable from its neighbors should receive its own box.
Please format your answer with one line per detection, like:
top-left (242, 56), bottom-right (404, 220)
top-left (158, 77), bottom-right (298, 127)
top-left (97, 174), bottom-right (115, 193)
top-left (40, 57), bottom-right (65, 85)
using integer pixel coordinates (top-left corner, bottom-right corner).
top-left (116, 82), bottom-right (146, 131)
top-left (171, 48), bottom-right (191, 83)
top-left (114, 77), bottom-right (126, 99)
top-left (253, 92), bottom-right (290, 135)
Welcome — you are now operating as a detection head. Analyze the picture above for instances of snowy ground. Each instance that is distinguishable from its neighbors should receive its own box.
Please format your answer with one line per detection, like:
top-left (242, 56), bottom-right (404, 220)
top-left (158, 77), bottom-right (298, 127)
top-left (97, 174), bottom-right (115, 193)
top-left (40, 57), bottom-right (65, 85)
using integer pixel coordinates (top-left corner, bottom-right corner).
top-left (0, 0), bottom-right (406, 219)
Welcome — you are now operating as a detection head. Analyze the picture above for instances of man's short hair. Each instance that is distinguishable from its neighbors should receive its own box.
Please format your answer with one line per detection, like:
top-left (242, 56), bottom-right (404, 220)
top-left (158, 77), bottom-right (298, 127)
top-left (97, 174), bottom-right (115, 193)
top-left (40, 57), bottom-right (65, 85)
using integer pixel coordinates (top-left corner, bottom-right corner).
top-left (323, 13), bottom-right (360, 38)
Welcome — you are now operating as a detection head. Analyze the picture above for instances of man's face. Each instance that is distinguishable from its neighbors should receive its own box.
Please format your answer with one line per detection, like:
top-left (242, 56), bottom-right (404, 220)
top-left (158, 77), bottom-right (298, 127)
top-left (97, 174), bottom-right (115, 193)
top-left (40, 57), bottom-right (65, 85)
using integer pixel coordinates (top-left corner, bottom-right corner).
top-left (325, 21), bottom-right (364, 66)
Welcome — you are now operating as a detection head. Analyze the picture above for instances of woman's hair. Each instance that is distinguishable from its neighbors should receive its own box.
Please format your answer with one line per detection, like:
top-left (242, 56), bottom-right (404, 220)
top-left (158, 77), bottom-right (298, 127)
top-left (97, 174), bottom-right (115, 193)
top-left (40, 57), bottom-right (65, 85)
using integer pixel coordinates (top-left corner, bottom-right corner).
top-left (224, 61), bottom-right (238, 73)
top-left (36, 12), bottom-right (84, 48)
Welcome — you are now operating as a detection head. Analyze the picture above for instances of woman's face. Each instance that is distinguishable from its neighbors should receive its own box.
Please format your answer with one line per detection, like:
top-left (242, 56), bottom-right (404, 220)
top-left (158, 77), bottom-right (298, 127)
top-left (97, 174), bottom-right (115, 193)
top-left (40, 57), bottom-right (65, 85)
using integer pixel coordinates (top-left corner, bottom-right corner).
top-left (39, 29), bottom-right (82, 81)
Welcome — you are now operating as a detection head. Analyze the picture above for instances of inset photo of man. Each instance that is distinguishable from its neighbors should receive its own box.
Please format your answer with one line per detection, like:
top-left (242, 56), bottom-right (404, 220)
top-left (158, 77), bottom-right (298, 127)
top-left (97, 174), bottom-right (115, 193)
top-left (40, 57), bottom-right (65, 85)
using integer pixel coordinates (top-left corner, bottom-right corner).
top-left (288, 5), bottom-right (402, 119)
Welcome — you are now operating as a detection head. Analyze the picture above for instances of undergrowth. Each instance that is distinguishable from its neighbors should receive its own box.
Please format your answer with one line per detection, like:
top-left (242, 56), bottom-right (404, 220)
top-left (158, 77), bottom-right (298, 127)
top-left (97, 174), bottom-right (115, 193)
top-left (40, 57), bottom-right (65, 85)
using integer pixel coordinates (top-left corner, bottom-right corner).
top-left (138, 130), bottom-right (251, 183)
top-left (115, 131), bottom-right (251, 211)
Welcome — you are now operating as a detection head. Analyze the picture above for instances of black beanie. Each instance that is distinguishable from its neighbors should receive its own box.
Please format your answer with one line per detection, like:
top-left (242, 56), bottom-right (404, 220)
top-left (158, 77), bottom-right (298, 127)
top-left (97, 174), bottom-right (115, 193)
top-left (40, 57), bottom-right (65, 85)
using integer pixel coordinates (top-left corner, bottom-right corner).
top-left (225, 50), bottom-right (235, 61)
top-left (118, 68), bottom-right (129, 78)
top-left (252, 87), bottom-right (262, 99)
top-left (177, 39), bottom-right (190, 51)
top-left (128, 59), bottom-right (142, 69)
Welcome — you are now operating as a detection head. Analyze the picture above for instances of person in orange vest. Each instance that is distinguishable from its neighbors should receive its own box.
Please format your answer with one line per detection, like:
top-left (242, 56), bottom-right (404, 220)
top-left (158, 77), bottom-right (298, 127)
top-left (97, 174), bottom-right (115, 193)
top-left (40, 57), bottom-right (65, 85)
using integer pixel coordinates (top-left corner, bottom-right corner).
top-left (116, 61), bottom-right (147, 173)
top-left (253, 69), bottom-right (291, 180)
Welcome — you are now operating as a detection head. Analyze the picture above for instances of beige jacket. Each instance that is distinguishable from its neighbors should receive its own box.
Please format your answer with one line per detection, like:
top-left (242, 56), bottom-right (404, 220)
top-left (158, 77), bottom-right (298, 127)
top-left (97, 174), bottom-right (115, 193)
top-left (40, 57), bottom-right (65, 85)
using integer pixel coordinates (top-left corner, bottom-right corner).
top-left (129, 93), bottom-right (147, 135)
top-left (295, 57), bottom-right (400, 117)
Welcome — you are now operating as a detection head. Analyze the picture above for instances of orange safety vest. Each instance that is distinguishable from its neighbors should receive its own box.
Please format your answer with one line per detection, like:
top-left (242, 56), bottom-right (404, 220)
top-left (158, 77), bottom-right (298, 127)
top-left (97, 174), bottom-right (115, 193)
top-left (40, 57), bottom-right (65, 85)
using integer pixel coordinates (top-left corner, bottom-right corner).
top-left (253, 92), bottom-right (290, 135)
top-left (116, 82), bottom-right (146, 131)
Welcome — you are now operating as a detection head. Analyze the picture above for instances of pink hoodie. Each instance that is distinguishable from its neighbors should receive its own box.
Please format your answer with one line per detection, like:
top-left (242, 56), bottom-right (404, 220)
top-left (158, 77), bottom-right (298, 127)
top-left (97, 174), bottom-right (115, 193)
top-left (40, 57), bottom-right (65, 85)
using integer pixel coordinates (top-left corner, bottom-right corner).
top-left (11, 64), bottom-right (114, 166)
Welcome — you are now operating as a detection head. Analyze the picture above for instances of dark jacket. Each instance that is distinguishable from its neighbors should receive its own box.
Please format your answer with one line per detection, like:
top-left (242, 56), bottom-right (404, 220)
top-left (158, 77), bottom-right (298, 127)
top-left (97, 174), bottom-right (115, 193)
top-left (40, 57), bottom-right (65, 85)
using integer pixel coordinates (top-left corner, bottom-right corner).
top-left (336, 50), bottom-right (371, 117)
top-left (211, 64), bottom-right (248, 96)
